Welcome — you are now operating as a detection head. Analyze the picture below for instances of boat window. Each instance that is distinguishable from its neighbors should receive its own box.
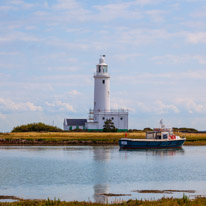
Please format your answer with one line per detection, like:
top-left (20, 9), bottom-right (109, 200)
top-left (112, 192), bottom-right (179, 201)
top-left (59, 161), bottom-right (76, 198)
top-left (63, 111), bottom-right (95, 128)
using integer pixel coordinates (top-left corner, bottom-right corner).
top-left (146, 132), bottom-right (154, 139)
top-left (163, 134), bottom-right (168, 139)
top-left (156, 132), bottom-right (161, 139)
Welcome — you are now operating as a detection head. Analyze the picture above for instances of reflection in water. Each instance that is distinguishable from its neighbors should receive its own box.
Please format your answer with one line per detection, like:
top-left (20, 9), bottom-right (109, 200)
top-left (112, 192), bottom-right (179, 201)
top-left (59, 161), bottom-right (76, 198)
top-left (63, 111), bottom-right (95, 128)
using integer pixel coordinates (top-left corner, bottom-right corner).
top-left (93, 184), bottom-right (109, 203)
top-left (147, 148), bottom-right (185, 157)
top-left (93, 147), bottom-right (111, 203)
top-left (120, 148), bottom-right (184, 157)
top-left (93, 147), bottom-right (111, 161)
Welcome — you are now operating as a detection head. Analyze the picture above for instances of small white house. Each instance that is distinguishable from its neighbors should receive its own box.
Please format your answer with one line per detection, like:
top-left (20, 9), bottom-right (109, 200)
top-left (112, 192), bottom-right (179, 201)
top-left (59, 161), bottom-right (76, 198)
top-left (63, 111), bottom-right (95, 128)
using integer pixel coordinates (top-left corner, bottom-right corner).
top-left (63, 119), bottom-right (87, 131)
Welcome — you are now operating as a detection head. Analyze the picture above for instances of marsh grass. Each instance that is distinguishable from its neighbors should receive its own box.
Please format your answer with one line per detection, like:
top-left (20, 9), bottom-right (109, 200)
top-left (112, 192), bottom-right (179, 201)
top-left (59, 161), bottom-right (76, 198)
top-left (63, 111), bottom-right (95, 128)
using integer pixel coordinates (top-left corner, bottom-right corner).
top-left (0, 132), bottom-right (144, 142)
top-left (0, 196), bottom-right (206, 206)
top-left (0, 132), bottom-right (206, 145)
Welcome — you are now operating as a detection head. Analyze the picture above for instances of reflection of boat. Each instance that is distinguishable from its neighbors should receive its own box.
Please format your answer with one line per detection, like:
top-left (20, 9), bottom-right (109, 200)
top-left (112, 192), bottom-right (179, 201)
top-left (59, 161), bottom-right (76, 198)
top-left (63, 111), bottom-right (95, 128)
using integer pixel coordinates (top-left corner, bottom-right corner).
top-left (119, 120), bottom-right (186, 150)
top-left (119, 148), bottom-right (184, 157)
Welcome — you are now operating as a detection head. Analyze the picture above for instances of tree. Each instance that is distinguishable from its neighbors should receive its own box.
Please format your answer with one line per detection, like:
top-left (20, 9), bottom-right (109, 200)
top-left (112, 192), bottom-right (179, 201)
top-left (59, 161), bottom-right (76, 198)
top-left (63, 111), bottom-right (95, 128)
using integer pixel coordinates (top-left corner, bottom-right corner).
top-left (103, 119), bottom-right (117, 132)
top-left (143, 127), bottom-right (153, 132)
top-left (12, 122), bottom-right (63, 132)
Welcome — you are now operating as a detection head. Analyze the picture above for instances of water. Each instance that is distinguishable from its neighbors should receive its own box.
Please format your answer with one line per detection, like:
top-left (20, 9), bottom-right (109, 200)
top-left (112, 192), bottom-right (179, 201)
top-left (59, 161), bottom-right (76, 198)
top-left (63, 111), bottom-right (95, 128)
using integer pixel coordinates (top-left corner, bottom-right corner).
top-left (0, 146), bottom-right (206, 203)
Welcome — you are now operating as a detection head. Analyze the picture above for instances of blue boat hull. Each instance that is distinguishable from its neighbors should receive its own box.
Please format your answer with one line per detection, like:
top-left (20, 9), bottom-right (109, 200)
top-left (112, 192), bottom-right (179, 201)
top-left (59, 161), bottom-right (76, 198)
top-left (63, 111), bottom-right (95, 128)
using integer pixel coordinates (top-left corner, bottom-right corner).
top-left (119, 139), bottom-right (186, 149)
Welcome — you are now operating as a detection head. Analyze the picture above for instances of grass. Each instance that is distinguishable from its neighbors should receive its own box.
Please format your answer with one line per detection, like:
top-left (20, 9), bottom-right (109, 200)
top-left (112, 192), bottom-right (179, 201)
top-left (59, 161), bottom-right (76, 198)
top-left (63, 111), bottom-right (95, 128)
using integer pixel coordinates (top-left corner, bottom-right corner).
top-left (0, 196), bottom-right (206, 206)
top-left (0, 132), bottom-right (206, 145)
top-left (178, 132), bottom-right (206, 145)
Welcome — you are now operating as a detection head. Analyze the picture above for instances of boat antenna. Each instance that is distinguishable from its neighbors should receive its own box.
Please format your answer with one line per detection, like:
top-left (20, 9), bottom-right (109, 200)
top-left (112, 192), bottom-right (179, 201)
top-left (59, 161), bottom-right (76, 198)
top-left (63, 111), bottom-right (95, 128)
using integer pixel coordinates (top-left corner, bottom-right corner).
top-left (160, 119), bottom-right (164, 129)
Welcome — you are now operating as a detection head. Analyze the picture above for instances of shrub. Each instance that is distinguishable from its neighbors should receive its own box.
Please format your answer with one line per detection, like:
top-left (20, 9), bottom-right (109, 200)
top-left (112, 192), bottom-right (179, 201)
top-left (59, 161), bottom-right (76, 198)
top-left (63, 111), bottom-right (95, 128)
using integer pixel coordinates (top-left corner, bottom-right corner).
top-left (143, 127), bottom-right (153, 132)
top-left (12, 122), bottom-right (62, 132)
top-left (103, 119), bottom-right (117, 132)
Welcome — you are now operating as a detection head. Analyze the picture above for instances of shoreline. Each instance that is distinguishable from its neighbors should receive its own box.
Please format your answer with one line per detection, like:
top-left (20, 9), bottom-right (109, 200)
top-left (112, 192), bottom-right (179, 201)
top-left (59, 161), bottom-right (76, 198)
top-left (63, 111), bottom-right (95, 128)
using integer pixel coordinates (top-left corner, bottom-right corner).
top-left (0, 132), bottom-right (206, 146)
top-left (0, 196), bottom-right (206, 205)
top-left (0, 140), bottom-right (206, 146)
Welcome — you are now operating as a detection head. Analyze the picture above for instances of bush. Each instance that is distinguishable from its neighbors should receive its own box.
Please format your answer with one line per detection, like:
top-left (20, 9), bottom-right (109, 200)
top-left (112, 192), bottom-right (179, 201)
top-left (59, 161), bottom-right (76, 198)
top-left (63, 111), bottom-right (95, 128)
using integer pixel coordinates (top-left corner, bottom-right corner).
top-left (143, 127), bottom-right (153, 132)
top-left (103, 119), bottom-right (117, 132)
top-left (12, 122), bottom-right (63, 132)
top-left (173, 127), bottom-right (198, 132)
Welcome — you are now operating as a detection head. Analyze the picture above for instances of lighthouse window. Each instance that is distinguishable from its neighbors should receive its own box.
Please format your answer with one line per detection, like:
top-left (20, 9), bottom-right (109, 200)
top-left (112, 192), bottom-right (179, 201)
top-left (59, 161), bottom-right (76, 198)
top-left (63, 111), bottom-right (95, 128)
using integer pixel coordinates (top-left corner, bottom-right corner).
top-left (120, 117), bottom-right (123, 120)
top-left (102, 80), bottom-right (105, 84)
top-left (99, 66), bottom-right (101, 72)
top-left (103, 65), bottom-right (107, 73)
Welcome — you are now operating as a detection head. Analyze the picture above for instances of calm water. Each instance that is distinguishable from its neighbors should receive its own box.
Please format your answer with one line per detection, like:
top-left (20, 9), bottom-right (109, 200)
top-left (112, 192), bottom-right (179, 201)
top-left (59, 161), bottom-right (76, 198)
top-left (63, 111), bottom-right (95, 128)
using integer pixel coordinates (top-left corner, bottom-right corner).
top-left (0, 146), bottom-right (206, 203)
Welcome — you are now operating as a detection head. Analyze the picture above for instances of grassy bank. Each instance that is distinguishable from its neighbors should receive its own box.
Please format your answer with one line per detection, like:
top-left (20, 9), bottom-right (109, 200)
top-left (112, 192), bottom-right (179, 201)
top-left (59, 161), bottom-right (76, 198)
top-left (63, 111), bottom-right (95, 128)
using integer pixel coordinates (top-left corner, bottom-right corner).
top-left (0, 132), bottom-right (206, 145)
top-left (0, 196), bottom-right (206, 206)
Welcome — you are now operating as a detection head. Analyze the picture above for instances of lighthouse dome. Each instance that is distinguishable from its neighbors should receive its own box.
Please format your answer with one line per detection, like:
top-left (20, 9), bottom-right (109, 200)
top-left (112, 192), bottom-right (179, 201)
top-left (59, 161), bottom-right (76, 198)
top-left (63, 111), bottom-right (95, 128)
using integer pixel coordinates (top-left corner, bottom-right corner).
top-left (99, 55), bottom-right (106, 64)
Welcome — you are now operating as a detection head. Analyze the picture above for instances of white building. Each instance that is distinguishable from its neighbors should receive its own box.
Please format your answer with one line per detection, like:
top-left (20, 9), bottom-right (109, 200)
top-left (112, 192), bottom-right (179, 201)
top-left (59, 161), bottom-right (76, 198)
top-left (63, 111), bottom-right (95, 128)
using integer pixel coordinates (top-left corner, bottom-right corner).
top-left (63, 119), bottom-right (87, 131)
top-left (86, 55), bottom-right (128, 131)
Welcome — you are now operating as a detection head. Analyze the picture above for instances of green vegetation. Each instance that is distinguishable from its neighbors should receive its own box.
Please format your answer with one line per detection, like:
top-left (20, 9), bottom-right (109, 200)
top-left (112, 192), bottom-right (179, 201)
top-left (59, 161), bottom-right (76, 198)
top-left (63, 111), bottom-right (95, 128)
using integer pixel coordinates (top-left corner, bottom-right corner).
top-left (103, 119), bottom-right (118, 132)
top-left (143, 128), bottom-right (153, 132)
top-left (0, 131), bottom-right (206, 145)
top-left (0, 196), bottom-right (206, 206)
top-left (173, 127), bottom-right (198, 132)
top-left (11, 123), bottom-right (63, 132)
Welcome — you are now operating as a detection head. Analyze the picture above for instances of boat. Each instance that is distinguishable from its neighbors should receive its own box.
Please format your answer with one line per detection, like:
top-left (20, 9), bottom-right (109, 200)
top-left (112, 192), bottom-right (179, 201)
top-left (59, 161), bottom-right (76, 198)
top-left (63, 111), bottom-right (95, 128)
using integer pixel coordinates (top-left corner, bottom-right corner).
top-left (119, 120), bottom-right (186, 149)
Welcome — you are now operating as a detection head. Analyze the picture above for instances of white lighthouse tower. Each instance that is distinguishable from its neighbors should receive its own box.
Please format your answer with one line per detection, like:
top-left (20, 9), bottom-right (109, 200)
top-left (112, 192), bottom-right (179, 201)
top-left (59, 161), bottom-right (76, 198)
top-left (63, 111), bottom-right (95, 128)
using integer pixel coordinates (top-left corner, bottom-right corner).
top-left (86, 55), bottom-right (128, 131)
top-left (94, 55), bottom-right (110, 119)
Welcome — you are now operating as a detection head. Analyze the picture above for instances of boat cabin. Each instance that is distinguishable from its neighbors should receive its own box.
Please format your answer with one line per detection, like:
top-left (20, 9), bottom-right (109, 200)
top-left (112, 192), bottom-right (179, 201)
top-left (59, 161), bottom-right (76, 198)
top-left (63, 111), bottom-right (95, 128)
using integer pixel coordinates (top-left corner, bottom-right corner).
top-left (146, 128), bottom-right (173, 140)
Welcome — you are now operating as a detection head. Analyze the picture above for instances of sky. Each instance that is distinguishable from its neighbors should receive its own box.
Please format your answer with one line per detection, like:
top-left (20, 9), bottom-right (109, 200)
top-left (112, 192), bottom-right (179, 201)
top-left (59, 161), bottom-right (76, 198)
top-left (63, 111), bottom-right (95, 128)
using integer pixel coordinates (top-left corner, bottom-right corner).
top-left (0, 0), bottom-right (206, 132)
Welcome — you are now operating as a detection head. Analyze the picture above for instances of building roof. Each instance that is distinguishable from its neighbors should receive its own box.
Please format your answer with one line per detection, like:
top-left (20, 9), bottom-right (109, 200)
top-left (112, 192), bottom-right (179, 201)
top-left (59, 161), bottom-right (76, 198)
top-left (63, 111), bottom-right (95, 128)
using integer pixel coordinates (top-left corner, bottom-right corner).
top-left (65, 119), bottom-right (87, 126)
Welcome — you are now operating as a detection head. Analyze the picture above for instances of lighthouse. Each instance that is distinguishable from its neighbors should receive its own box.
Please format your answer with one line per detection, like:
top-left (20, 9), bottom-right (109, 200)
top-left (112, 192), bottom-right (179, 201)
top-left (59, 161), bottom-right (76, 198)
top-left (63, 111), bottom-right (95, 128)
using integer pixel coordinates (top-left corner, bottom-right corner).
top-left (86, 55), bottom-right (128, 131)
top-left (63, 55), bottom-right (128, 131)
top-left (94, 55), bottom-right (110, 120)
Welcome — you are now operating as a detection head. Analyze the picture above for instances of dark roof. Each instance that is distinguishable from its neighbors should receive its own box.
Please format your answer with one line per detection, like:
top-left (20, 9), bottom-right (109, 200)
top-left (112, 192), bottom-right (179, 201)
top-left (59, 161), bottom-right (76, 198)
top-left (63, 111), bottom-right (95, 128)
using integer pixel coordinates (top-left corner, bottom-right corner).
top-left (65, 119), bottom-right (87, 126)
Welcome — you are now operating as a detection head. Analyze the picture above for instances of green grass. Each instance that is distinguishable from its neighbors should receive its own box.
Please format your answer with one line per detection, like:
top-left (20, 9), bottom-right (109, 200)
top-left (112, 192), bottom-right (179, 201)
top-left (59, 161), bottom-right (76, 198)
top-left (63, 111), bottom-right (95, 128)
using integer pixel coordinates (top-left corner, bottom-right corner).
top-left (0, 196), bottom-right (206, 206)
top-left (0, 132), bottom-right (206, 145)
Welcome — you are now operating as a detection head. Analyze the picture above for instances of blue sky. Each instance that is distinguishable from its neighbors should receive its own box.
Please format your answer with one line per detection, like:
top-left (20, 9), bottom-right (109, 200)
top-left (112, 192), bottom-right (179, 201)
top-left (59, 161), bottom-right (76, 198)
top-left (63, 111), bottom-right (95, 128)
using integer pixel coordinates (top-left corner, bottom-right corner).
top-left (0, 0), bottom-right (206, 132)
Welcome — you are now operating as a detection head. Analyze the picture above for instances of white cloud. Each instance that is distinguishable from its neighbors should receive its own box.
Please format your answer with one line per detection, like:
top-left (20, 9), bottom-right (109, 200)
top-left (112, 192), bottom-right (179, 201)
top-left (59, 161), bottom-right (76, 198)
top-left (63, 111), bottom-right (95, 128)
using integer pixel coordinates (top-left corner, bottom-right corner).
top-left (0, 0), bottom-right (34, 11)
top-left (152, 54), bottom-right (206, 65)
top-left (0, 113), bottom-right (6, 119)
top-left (136, 102), bottom-right (151, 112)
top-left (0, 98), bottom-right (42, 112)
top-left (46, 38), bottom-right (89, 50)
top-left (93, 2), bottom-right (142, 22)
top-left (193, 55), bottom-right (206, 64)
top-left (0, 51), bottom-right (20, 56)
top-left (134, 101), bottom-right (179, 114)
top-left (52, 0), bottom-right (80, 10)
top-left (134, 0), bottom-right (162, 5)
top-left (0, 31), bottom-right (40, 43)
top-left (113, 53), bottom-right (142, 61)
top-left (68, 90), bottom-right (80, 95)
top-left (145, 10), bottom-right (166, 23)
top-left (176, 98), bottom-right (206, 113)
top-left (192, 6), bottom-right (206, 18)
top-left (114, 28), bottom-right (174, 46)
top-left (186, 32), bottom-right (206, 44)
top-left (46, 101), bottom-right (75, 112)
top-left (116, 70), bottom-right (206, 87)
top-left (155, 100), bottom-right (179, 114)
